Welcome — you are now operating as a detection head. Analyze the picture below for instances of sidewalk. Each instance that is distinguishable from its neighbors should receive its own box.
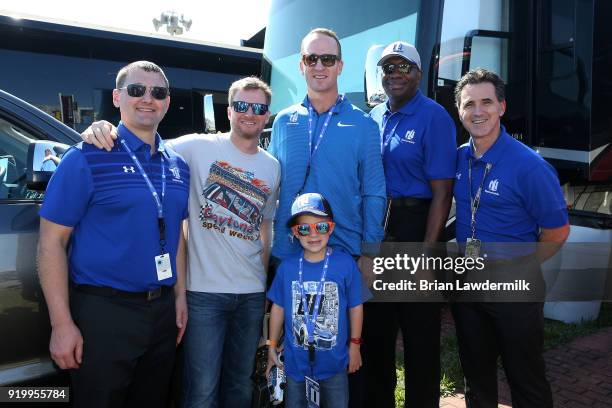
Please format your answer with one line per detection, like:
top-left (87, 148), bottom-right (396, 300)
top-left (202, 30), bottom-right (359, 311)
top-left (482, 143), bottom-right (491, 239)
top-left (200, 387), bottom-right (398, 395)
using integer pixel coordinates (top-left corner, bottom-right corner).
top-left (439, 310), bottom-right (612, 407)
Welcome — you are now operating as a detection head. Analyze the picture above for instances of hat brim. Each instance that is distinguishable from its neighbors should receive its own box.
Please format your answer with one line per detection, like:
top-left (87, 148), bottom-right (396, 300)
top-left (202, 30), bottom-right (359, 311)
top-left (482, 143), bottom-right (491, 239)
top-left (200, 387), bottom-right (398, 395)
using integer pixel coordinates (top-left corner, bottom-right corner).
top-left (377, 54), bottom-right (417, 67)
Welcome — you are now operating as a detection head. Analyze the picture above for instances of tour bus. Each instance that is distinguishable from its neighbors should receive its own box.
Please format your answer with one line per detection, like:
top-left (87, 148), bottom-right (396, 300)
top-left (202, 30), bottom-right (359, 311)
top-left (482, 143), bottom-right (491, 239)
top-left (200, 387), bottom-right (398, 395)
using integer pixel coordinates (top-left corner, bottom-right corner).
top-left (261, 0), bottom-right (611, 320)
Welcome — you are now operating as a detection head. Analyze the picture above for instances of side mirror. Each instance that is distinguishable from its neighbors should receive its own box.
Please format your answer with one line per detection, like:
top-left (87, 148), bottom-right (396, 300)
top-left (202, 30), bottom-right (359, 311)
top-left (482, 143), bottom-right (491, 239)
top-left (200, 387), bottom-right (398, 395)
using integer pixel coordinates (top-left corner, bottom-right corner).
top-left (26, 141), bottom-right (69, 190)
top-left (364, 44), bottom-right (387, 108)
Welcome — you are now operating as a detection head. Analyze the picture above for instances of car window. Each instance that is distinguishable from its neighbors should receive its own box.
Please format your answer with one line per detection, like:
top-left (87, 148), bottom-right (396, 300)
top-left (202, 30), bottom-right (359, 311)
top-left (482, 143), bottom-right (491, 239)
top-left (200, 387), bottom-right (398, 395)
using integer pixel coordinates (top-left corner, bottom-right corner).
top-left (0, 117), bottom-right (35, 200)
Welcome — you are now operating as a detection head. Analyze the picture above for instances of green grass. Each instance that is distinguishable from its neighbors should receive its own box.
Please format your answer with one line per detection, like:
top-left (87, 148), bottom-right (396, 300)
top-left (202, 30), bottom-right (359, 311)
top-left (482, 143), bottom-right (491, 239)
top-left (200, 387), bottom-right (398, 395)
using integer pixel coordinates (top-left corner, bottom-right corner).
top-left (394, 302), bottom-right (612, 407)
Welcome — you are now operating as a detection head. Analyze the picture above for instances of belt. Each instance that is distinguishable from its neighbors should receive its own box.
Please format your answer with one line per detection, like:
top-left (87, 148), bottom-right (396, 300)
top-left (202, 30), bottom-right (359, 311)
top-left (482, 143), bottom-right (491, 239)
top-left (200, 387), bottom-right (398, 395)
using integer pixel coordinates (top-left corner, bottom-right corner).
top-left (73, 284), bottom-right (173, 301)
top-left (389, 197), bottom-right (431, 207)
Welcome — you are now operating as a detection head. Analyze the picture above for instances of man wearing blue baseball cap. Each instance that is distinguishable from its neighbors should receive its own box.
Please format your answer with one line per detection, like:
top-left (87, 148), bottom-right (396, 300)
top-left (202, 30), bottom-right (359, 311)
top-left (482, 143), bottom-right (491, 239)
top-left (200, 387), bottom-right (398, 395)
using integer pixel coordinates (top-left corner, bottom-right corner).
top-left (366, 40), bottom-right (457, 407)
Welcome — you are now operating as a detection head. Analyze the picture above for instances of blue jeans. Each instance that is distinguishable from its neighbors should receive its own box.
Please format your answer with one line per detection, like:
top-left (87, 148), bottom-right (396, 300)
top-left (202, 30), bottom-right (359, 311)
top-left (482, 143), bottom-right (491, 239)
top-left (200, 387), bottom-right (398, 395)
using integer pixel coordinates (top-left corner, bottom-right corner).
top-left (285, 371), bottom-right (349, 408)
top-left (182, 291), bottom-right (265, 408)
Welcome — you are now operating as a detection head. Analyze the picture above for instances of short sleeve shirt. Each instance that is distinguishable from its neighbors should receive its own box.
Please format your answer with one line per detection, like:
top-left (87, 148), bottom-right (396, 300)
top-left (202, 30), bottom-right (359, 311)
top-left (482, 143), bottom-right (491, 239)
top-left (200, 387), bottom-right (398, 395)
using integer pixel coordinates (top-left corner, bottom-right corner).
top-left (40, 123), bottom-right (190, 291)
top-left (369, 90), bottom-right (457, 198)
top-left (267, 249), bottom-right (364, 381)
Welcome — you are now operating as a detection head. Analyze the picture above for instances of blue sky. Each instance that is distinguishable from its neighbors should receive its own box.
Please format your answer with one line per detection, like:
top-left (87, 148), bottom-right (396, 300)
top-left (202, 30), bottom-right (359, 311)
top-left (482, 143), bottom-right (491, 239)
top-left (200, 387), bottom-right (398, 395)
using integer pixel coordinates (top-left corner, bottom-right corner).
top-left (0, 0), bottom-right (271, 46)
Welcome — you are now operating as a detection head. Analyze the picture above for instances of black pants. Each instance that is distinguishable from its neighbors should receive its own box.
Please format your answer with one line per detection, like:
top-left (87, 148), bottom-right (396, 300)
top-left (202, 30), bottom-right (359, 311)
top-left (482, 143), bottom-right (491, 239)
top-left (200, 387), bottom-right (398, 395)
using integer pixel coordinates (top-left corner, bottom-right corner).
top-left (451, 302), bottom-right (553, 408)
top-left (69, 288), bottom-right (177, 408)
top-left (361, 199), bottom-right (441, 408)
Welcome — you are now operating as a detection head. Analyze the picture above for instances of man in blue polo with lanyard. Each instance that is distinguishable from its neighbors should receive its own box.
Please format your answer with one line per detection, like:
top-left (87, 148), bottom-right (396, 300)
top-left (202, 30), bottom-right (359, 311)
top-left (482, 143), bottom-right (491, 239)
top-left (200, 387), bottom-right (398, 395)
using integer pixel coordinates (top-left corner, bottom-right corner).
top-left (268, 27), bottom-right (386, 407)
top-left (38, 61), bottom-right (190, 408)
top-left (365, 41), bottom-right (456, 408)
top-left (452, 68), bottom-right (569, 407)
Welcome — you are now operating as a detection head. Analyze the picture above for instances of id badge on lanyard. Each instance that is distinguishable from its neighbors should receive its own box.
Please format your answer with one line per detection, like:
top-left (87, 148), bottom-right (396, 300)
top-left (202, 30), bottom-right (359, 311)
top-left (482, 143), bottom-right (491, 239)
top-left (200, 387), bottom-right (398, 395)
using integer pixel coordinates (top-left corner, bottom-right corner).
top-left (305, 376), bottom-right (320, 407)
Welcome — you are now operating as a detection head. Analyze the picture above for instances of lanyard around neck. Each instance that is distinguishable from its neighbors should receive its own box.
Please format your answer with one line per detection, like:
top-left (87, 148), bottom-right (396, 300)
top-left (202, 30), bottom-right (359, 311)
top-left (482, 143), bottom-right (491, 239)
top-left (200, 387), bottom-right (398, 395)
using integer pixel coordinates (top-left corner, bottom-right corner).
top-left (297, 95), bottom-right (344, 196)
top-left (298, 248), bottom-right (331, 346)
top-left (468, 157), bottom-right (492, 240)
top-left (120, 137), bottom-right (167, 251)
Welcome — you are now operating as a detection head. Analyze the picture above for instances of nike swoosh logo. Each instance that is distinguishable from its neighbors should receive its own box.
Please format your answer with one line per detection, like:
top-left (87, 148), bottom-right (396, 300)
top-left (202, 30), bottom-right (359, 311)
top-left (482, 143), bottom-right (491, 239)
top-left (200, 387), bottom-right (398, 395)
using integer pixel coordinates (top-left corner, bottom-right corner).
top-left (337, 122), bottom-right (354, 127)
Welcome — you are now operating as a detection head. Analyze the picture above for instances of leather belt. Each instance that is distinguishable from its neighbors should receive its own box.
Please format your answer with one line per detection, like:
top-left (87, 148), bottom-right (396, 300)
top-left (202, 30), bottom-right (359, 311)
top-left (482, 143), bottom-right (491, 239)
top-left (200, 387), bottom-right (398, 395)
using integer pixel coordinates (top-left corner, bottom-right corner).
top-left (73, 284), bottom-right (172, 301)
top-left (389, 197), bottom-right (431, 207)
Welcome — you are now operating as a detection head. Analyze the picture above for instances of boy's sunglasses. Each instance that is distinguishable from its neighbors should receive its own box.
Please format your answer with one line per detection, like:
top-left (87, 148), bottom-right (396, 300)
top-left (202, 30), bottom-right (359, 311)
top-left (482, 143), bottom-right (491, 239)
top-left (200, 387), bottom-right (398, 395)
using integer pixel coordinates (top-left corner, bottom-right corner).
top-left (292, 221), bottom-right (335, 237)
top-left (381, 63), bottom-right (418, 76)
top-left (232, 101), bottom-right (269, 115)
top-left (302, 54), bottom-right (339, 67)
top-left (119, 84), bottom-right (169, 100)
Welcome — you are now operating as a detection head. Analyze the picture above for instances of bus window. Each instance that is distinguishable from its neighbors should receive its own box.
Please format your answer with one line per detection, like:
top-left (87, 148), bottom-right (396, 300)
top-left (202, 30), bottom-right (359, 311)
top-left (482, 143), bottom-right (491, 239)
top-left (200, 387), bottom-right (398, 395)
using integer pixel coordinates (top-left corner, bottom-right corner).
top-left (438, 0), bottom-right (510, 83)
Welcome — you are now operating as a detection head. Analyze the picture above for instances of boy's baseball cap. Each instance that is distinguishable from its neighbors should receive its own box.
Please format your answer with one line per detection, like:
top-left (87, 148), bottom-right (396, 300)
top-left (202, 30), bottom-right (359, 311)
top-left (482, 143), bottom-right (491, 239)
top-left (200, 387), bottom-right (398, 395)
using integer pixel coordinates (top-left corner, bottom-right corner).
top-left (377, 41), bottom-right (421, 70)
top-left (287, 193), bottom-right (334, 227)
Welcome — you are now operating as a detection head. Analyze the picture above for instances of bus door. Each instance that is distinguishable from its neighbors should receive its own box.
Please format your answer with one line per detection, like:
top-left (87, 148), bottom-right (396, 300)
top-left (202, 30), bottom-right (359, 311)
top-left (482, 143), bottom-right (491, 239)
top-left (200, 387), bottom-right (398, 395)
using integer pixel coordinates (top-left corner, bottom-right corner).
top-left (430, 0), bottom-right (530, 146)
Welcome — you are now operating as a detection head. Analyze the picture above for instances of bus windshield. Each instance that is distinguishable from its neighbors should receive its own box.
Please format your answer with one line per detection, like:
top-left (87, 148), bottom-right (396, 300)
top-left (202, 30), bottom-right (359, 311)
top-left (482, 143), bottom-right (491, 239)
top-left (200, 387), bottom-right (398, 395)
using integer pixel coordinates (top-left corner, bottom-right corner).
top-left (263, 0), bottom-right (422, 114)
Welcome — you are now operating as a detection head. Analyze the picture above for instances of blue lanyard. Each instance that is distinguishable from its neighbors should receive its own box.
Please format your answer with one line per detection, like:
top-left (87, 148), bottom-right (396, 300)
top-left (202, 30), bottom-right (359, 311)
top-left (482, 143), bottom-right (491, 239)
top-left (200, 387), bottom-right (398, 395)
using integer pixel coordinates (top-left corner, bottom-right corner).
top-left (298, 248), bottom-right (331, 345)
top-left (468, 155), bottom-right (492, 240)
top-left (307, 94), bottom-right (343, 157)
top-left (381, 111), bottom-right (401, 153)
top-left (297, 95), bottom-right (343, 196)
top-left (120, 138), bottom-right (167, 251)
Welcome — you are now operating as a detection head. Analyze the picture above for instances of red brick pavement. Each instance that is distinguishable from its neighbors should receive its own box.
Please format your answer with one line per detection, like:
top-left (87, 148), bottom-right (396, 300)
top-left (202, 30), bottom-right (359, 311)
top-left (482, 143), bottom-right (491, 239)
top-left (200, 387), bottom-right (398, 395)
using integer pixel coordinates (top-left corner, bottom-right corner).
top-left (438, 308), bottom-right (612, 407)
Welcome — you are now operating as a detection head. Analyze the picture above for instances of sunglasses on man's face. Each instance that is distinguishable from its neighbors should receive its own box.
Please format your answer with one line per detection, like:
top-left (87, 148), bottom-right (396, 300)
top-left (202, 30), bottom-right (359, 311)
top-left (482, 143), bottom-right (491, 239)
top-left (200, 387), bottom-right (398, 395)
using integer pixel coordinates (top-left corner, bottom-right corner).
top-left (302, 54), bottom-right (340, 67)
top-left (232, 101), bottom-right (269, 115)
top-left (381, 63), bottom-right (418, 76)
top-left (119, 83), bottom-right (169, 100)
top-left (292, 221), bottom-right (335, 237)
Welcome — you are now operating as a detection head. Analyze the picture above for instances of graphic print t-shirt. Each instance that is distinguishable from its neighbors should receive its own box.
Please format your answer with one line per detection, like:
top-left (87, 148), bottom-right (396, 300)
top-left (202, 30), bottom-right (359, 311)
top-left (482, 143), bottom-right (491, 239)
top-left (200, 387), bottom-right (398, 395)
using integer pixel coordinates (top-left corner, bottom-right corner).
top-left (167, 133), bottom-right (280, 293)
top-left (267, 249), bottom-right (363, 381)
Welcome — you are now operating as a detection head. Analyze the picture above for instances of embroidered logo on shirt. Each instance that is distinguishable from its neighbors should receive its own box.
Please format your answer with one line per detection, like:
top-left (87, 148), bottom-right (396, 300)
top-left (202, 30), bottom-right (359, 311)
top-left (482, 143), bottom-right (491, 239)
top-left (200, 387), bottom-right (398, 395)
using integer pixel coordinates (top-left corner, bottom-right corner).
top-left (288, 111), bottom-right (299, 124)
top-left (337, 121), bottom-right (354, 127)
top-left (170, 166), bottom-right (182, 182)
top-left (123, 165), bottom-right (135, 173)
top-left (456, 172), bottom-right (462, 180)
top-left (401, 129), bottom-right (416, 144)
top-left (485, 179), bottom-right (500, 196)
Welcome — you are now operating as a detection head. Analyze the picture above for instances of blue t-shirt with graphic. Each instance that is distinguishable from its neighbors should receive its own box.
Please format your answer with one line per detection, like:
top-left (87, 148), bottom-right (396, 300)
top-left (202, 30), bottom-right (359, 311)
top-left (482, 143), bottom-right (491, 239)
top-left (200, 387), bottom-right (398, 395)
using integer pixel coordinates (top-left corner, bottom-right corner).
top-left (267, 248), bottom-right (364, 381)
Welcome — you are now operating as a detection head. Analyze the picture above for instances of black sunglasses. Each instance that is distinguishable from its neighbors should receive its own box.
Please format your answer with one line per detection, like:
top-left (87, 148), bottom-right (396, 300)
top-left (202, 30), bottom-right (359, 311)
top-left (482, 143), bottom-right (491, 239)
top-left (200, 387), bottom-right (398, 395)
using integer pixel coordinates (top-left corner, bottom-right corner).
top-left (119, 83), bottom-right (169, 100)
top-left (302, 54), bottom-right (339, 67)
top-left (381, 63), bottom-right (418, 76)
top-left (232, 101), bottom-right (269, 115)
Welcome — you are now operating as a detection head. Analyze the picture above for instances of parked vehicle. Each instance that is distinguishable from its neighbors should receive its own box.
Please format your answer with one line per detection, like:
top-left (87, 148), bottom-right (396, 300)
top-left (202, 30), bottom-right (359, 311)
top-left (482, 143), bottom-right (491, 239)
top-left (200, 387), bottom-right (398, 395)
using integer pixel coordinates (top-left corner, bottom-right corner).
top-left (0, 89), bottom-right (79, 385)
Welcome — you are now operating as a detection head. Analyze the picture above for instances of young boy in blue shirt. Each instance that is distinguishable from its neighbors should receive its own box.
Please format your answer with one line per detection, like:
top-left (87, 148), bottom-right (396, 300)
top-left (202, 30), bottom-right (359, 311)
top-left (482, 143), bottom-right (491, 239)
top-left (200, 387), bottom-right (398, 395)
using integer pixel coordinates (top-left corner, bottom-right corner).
top-left (266, 193), bottom-right (365, 408)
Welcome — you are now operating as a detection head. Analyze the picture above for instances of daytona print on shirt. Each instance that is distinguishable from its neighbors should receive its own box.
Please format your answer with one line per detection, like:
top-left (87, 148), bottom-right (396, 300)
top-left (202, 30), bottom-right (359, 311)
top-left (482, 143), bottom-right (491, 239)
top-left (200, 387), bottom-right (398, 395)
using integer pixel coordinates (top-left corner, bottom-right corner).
top-left (199, 160), bottom-right (271, 241)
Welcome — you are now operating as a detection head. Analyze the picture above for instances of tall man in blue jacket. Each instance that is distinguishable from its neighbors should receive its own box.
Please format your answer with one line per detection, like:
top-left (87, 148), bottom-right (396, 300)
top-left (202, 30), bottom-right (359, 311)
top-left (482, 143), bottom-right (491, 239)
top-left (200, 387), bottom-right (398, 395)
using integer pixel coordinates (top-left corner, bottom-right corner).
top-left (452, 68), bottom-right (569, 408)
top-left (267, 27), bottom-right (386, 407)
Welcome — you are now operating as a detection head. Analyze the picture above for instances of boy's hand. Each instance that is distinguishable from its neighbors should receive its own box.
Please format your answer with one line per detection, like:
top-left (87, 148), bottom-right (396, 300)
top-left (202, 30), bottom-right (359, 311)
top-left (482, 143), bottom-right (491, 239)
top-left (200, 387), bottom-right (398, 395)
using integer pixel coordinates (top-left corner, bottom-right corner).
top-left (266, 346), bottom-right (284, 378)
top-left (348, 343), bottom-right (362, 373)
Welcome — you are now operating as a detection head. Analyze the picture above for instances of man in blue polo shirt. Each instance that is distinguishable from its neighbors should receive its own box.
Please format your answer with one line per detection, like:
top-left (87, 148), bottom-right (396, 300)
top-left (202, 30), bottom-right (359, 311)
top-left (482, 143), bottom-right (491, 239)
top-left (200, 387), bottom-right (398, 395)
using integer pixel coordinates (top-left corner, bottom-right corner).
top-left (38, 61), bottom-right (190, 408)
top-left (365, 41), bottom-right (456, 408)
top-left (452, 68), bottom-right (569, 407)
top-left (268, 27), bottom-right (386, 407)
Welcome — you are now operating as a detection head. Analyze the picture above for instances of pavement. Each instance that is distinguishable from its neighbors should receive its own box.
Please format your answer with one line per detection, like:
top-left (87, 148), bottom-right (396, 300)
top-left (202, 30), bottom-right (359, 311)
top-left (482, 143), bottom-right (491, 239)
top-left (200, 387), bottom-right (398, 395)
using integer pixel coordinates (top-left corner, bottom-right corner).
top-left (438, 307), bottom-right (612, 407)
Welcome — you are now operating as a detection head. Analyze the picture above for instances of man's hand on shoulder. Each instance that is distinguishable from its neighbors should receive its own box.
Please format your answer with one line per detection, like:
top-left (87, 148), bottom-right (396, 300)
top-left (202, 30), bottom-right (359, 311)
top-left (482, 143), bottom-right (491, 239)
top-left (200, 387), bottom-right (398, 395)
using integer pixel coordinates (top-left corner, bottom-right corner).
top-left (49, 321), bottom-right (83, 370)
top-left (81, 120), bottom-right (118, 151)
